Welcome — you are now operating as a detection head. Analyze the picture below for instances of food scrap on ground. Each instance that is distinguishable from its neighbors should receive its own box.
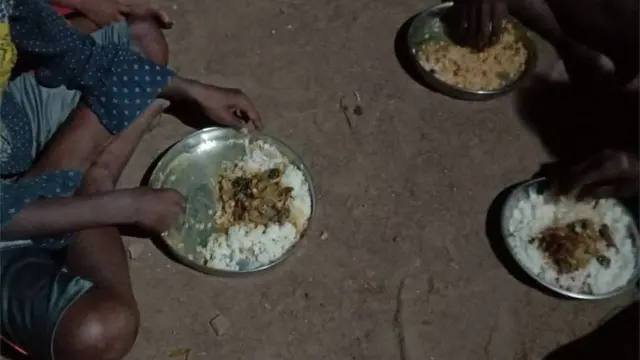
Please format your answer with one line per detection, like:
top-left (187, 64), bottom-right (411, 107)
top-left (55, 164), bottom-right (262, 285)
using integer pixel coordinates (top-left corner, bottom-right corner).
top-left (167, 348), bottom-right (191, 360)
top-left (339, 91), bottom-right (364, 132)
top-left (209, 314), bottom-right (231, 336)
top-left (127, 242), bottom-right (145, 261)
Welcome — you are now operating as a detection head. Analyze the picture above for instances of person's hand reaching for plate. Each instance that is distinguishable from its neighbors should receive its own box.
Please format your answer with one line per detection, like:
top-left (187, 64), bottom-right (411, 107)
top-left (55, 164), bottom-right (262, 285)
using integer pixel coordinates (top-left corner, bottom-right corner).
top-left (451, 0), bottom-right (508, 50)
top-left (188, 82), bottom-right (263, 130)
top-left (125, 187), bottom-right (187, 234)
top-left (552, 150), bottom-right (639, 200)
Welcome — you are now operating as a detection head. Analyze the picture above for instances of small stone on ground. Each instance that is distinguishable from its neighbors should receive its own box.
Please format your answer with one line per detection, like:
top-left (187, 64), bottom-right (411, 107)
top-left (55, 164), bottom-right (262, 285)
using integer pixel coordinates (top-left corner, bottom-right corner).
top-left (209, 315), bottom-right (231, 336)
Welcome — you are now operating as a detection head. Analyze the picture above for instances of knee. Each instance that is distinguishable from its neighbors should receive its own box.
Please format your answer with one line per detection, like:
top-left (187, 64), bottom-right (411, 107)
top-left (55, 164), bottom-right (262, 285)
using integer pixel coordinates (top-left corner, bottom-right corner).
top-left (67, 15), bottom-right (101, 35)
top-left (55, 294), bottom-right (140, 360)
top-left (128, 16), bottom-right (169, 66)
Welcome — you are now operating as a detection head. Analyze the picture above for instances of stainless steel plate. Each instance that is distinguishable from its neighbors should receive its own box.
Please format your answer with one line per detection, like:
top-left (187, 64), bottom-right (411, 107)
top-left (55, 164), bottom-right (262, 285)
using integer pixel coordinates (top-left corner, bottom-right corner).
top-left (500, 178), bottom-right (639, 299)
top-left (406, 2), bottom-right (538, 101)
top-left (148, 127), bottom-right (316, 276)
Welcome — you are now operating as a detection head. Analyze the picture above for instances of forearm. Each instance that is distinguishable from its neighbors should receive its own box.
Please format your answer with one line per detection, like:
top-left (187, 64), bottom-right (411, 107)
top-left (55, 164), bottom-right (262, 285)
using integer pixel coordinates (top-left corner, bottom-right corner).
top-left (1, 192), bottom-right (129, 240)
top-left (159, 76), bottom-right (200, 103)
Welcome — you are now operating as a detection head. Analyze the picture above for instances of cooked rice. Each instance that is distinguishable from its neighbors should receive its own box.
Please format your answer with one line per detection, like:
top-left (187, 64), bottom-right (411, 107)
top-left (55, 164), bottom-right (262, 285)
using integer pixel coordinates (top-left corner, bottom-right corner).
top-left (417, 22), bottom-right (527, 91)
top-left (197, 140), bottom-right (312, 271)
top-left (507, 189), bottom-right (637, 294)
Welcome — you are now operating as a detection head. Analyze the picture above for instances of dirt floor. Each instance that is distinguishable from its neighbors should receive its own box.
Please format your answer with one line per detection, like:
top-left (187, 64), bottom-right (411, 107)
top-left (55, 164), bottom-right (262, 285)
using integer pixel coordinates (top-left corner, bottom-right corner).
top-left (58, 0), bottom-right (640, 359)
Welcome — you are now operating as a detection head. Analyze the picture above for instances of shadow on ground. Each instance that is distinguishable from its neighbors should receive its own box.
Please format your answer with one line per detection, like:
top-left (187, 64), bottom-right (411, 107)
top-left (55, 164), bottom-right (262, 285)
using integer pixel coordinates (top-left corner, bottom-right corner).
top-left (513, 75), bottom-right (639, 163)
top-left (490, 76), bottom-right (640, 356)
top-left (543, 300), bottom-right (640, 360)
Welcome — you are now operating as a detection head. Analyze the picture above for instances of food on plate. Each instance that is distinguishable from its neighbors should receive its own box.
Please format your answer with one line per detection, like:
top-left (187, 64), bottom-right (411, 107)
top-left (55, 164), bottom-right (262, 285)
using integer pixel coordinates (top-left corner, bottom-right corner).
top-left (196, 139), bottom-right (312, 271)
top-left (216, 168), bottom-right (293, 230)
top-left (417, 21), bottom-right (527, 91)
top-left (530, 219), bottom-right (617, 274)
top-left (507, 189), bottom-right (637, 294)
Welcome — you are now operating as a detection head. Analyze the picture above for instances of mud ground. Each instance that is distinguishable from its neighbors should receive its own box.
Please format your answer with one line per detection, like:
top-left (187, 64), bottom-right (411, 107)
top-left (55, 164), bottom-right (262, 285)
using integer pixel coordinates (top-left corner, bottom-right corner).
top-left (9, 0), bottom-right (640, 359)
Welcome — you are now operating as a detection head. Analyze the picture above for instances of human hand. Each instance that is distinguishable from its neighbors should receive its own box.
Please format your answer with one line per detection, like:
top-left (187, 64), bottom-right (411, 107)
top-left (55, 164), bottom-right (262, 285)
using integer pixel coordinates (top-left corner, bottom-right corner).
top-left (188, 82), bottom-right (263, 130)
top-left (71, 0), bottom-right (172, 28)
top-left (450, 0), bottom-right (508, 50)
top-left (122, 187), bottom-right (187, 233)
top-left (552, 150), bottom-right (639, 200)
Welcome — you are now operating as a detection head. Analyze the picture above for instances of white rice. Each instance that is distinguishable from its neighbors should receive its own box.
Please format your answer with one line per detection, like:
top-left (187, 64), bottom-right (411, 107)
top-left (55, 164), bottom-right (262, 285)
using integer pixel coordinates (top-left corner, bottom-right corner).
top-left (507, 188), bottom-right (638, 294)
top-left (197, 140), bottom-right (312, 271)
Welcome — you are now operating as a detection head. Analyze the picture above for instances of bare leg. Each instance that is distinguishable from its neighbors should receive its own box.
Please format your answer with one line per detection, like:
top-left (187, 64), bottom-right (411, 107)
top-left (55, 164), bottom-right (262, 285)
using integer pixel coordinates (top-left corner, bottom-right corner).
top-left (67, 14), bottom-right (169, 65)
top-left (508, 0), bottom-right (638, 88)
top-left (507, 0), bottom-right (566, 45)
top-left (544, 0), bottom-right (639, 86)
top-left (508, 0), bottom-right (615, 88)
top-left (53, 100), bottom-right (167, 360)
top-left (23, 16), bottom-right (171, 360)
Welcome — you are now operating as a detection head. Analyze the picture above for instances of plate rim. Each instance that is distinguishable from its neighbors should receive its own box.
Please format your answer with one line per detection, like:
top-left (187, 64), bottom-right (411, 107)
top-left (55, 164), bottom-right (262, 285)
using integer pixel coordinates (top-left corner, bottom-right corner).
top-left (405, 1), bottom-right (539, 100)
top-left (499, 177), bottom-right (640, 300)
top-left (149, 127), bottom-right (317, 277)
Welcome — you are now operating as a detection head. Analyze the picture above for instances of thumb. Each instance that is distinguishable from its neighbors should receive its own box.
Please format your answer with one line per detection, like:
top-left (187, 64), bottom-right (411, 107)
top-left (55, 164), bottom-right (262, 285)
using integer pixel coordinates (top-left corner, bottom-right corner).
top-left (150, 6), bottom-right (173, 29)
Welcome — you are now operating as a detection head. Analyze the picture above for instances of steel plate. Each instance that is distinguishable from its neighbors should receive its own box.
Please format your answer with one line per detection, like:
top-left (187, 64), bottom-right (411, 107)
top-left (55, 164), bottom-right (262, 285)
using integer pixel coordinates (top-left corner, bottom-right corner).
top-left (148, 127), bottom-right (316, 276)
top-left (500, 178), bottom-right (639, 299)
top-left (406, 2), bottom-right (538, 100)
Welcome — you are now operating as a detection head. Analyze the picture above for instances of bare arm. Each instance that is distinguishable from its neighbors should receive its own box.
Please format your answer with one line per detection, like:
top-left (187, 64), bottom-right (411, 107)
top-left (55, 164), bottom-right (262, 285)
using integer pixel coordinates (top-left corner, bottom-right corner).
top-left (1, 191), bottom-right (131, 240)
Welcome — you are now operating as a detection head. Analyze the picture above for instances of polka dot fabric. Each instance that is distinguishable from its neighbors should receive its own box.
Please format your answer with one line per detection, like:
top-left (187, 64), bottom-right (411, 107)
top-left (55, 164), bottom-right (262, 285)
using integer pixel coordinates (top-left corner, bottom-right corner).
top-left (1, 91), bottom-right (33, 174)
top-left (0, 0), bottom-right (175, 240)
top-left (10, 0), bottom-right (174, 134)
top-left (1, 170), bottom-right (81, 247)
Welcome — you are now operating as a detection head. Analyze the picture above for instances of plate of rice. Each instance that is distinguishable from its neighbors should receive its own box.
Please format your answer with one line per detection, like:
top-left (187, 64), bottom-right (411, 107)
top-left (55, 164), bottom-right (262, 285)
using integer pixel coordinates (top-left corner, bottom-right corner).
top-left (406, 2), bottom-right (538, 100)
top-left (500, 178), bottom-right (639, 299)
top-left (149, 128), bottom-right (315, 275)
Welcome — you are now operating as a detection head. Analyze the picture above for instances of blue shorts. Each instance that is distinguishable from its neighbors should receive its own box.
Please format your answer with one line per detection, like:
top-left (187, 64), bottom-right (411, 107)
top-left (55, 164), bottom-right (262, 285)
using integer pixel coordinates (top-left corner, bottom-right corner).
top-left (0, 21), bottom-right (131, 360)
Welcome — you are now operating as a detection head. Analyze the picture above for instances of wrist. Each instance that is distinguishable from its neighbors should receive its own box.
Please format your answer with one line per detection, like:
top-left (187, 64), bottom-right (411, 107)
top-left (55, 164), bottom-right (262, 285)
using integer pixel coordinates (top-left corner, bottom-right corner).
top-left (160, 76), bottom-right (202, 103)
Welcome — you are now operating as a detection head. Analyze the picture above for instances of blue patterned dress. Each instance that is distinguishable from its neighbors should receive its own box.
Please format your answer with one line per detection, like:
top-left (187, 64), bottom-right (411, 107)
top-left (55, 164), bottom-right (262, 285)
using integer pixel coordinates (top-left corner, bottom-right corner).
top-left (0, 0), bottom-right (175, 246)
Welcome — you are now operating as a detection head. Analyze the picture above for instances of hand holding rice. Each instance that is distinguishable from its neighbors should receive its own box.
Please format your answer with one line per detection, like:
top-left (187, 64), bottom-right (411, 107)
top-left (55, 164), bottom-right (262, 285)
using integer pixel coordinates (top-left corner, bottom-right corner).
top-left (417, 21), bottom-right (528, 91)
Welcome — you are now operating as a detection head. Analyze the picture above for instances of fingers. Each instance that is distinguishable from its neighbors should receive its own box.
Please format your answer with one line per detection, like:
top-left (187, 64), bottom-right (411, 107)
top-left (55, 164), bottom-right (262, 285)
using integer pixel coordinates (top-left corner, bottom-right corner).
top-left (233, 94), bottom-right (263, 130)
top-left (149, 6), bottom-right (173, 29)
top-left (220, 89), bottom-right (263, 130)
top-left (556, 160), bottom-right (604, 197)
top-left (478, 3), bottom-right (492, 49)
top-left (120, 2), bottom-right (174, 29)
top-left (552, 151), bottom-right (640, 199)
top-left (553, 152), bottom-right (613, 195)
top-left (453, 3), bottom-right (469, 46)
top-left (161, 188), bottom-right (187, 210)
top-left (454, 2), bottom-right (506, 50)
top-left (577, 177), bottom-right (639, 200)
top-left (465, 6), bottom-right (478, 49)
top-left (138, 5), bottom-right (173, 29)
top-left (489, 2), bottom-right (506, 46)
